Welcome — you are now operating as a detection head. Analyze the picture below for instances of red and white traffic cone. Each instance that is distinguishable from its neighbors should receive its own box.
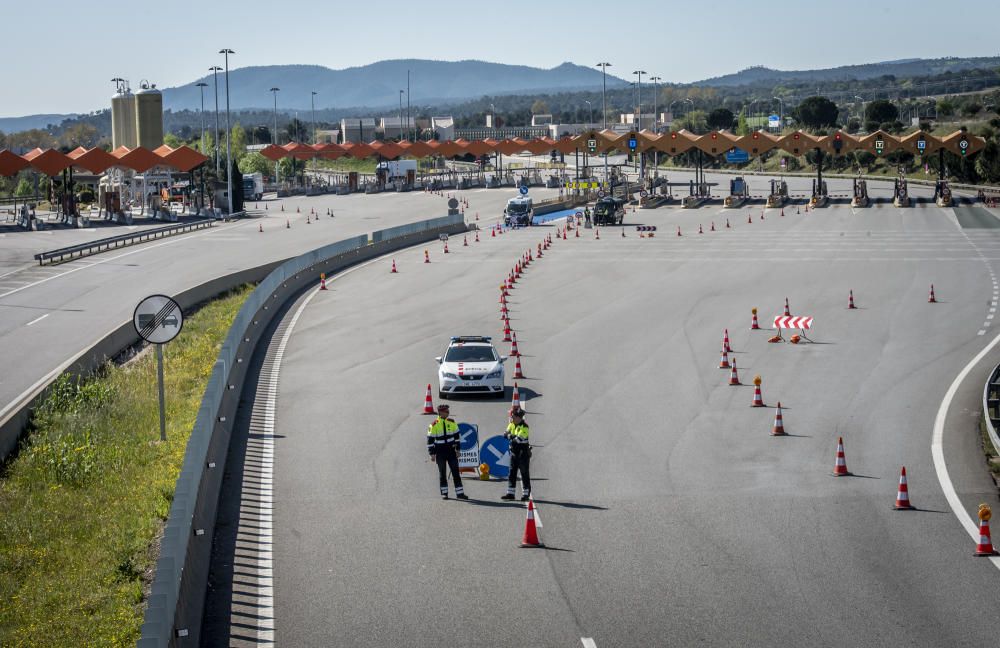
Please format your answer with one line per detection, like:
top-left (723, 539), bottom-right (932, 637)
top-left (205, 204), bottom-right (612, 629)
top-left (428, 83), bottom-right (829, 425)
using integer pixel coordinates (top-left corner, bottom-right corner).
top-left (444, 241), bottom-right (449, 254)
top-left (511, 383), bottom-right (521, 410)
top-left (475, 231), bottom-right (480, 242)
top-left (783, 297), bottom-right (791, 317)
top-left (297, 206), bottom-right (300, 213)
top-left (751, 377), bottom-right (764, 407)
top-left (286, 218), bottom-right (290, 228)
top-left (760, 210), bottom-right (765, 220)
top-left (747, 213), bottom-right (752, 224)
top-left (424, 249), bottom-right (430, 264)
top-left (503, 320), bottom-right (512, 342)
top-left (500, 304), bottom-right (509, 319)
top-left (832, 437), bottom-right (852, 476)
top-left (711, 221), bottom-right (716, 232)
top-left (281, 204), bottom-right (284, 211)
top-left (751, 309), bottom-right (760, 330)
top-left (514, 356), bottom-right (525, 379)
top-left (729, 358), bottom-right (741, 385)
top-left (391, 259), bottom-right (398, 273)
top-left (575, 227), bottom-right (580, 238)
top-left (780, 207), bottom-right (785, 217)
top-left (893, 467), bottom-right (914, 510)
top-left (975, 506), bottom-right (997, 556)
top-left (726, 218), bottom-right (730, 228)
top-left (306, 215), bottom-right (311, 224)
top-left (848, 289), bottom-right (856, 309)
top-left (492, 227), bottom-right (496, 238)
top-left (677, 226), bottom-right (682, 237)
top-left (595, 227), bottom-right (600, 239)
top-left (259, 223), bottom-right (263, 233)
top-left (719, 347), bottom-right (730, 369)
top-left (698, 224), bottom-right (703, 234)
top-left (476, 211), bottom-right (479, 220)
top-left (319, 274), bottom-right (328, 291)
top-left (510, 332), bottom-right (521, 357)
top-left (928, 284), bottom-right (936, 303)
top-left (771, 402), bottom-right (786, 436)
top-left (563, 229), bottom-right (567, 240)
top-left (723, 328), bottom-right (732, 353)
top-left (621, 228), bottom-right (626, 238)
top-left (463, 234), bottom-right (468, 247)
top-left (422, 384), bottom-right (435, 414)
top-left (520, 499), bottom-right (544, 548)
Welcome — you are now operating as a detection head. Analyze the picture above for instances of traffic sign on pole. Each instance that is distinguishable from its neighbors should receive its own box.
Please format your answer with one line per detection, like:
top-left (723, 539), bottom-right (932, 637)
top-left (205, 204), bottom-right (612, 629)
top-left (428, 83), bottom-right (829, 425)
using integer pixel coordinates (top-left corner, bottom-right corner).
top-left (134, 294), bottom-right (183, 442)
top-left (519, 185), bottom-right (529, 196)
top-left (457, 423), bottom-right (480, 473)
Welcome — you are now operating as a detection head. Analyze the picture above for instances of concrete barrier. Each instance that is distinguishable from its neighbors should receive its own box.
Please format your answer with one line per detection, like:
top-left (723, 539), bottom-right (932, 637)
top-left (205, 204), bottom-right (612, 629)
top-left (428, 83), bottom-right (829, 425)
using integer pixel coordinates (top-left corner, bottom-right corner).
top-left (137, 213), bottom-right (466, 647)
top-left (983, 362), bottom-right (1000, 469)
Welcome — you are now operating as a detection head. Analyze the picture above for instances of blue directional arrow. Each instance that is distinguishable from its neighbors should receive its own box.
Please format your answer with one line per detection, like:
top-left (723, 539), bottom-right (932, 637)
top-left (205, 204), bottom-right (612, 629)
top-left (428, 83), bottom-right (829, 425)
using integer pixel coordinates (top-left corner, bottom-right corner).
top-left (480, 435), bottom-right (510, 479)
top-left (458, 423), bottom-right (478, 452)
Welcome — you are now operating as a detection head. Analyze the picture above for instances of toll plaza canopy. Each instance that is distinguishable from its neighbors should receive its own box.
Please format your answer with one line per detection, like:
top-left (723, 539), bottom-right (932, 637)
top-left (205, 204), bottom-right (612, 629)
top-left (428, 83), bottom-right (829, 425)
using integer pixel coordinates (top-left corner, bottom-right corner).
top-left (256, 129), bottom-right (985, 161)
top-left (0, 144), bottom-right (210, 177)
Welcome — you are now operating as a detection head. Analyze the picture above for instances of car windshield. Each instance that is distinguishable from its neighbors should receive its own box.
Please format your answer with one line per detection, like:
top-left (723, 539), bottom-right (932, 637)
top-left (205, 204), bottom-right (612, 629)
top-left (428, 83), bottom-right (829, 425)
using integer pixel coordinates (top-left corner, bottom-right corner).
top-left (445, 346), bottom-right (496, 362)
top-left (508, 203), bottom-right (529, 214)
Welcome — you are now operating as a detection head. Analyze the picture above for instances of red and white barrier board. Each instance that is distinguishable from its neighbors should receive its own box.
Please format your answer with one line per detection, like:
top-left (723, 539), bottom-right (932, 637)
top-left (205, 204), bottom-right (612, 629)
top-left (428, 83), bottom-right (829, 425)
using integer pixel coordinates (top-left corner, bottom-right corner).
top-left (773, 316), bottom-right (813, 329)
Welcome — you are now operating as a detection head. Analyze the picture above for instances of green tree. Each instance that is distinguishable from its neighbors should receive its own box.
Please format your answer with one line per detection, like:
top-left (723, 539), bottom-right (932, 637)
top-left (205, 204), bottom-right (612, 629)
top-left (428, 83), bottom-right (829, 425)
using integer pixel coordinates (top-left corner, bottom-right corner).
top-left (865, 100), bottom-right (898, 125)
top-left (706, 108), bottom-right (734, 131)
top-left (975, 141), bottom-right (1000, 183)
top-left (530, 100), bottom-right (550, 115)
top-left (231, 123), bottom-right (247, 159)
top-left (284, 118), bottom-right (307, 143)
top-left (794, 96), bottom-right (839, 130)
top-left (239, 152), bottom-right (272, 177)
top-left (163, 133), bottom-right (183, 149)
top-left (672, 110), bottom-right (708, 134)
top-left (936, 99), bottom-right (955, 118)
top-left (736, 111), bottom-right (750, 136)
top-left (14, 178), bottom-right (34, 197)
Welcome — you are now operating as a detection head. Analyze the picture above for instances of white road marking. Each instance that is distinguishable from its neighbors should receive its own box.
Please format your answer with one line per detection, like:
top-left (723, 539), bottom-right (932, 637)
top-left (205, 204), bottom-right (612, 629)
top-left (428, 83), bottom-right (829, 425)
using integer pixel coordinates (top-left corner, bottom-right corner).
top-left (581, 638), bottom-right (597, 648)
top-left (25, 313), bottom-right (49, 326)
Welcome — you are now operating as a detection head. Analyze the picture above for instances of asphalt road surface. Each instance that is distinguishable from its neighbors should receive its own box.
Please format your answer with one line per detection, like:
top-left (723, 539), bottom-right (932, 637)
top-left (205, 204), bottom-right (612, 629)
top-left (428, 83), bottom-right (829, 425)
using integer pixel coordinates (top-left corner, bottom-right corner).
top-left (0, 185), bottom-right (559, 425)
top-left (205, 196), bottom-right (1000, 646)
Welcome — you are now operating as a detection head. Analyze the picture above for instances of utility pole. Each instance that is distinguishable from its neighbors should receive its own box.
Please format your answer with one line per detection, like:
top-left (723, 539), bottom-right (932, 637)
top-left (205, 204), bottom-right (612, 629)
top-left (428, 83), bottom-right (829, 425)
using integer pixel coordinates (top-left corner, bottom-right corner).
top-left (311, 91), bottom-right (318, 145)
top-left (210, 66), bottom-right (222, 174)
top-left (407, 69), bottom-right (411, 142)
top-left (220, 49), bottom-right (235, 215)
top-left (270, 87), bottom-right (280, 185)
top-left (596, 62), bottom-right (611, 188)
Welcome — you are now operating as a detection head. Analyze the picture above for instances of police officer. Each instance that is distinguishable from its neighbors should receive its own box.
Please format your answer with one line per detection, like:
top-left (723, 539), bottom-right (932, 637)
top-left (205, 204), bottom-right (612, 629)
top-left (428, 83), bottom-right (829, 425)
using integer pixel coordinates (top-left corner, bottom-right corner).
top-left (427, 404), bottom-right (467, 500)
top-left (501, 407), bottom-right (531, 501)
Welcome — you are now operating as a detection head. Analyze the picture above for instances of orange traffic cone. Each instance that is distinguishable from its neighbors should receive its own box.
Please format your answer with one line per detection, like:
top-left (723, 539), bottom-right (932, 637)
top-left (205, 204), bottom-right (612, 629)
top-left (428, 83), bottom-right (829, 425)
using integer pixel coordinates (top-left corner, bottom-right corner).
top-left (563, 229), bottom-right (567, 240)
top-left (444, 241), bottom-right (449, 254)
top-left (832, 437), bottom-right (852, 476)
top-left (281, 204), bottom-right (284, 211)
top-left (475, 231), bottom-right (480, 242)
top-left (265, 203), bottom-right (268, 210)
top-left (476, 211), bottom-right (479, 220)
top-left (500, 304), bottom-right (509, 319)
top-left (511, 383), bottom-right (521, 410)
top-left (751, 308), bottom-right (760, 330)
top-left (514, 356), bottom-right (525, 379)
top-left (306, 215), bottom-right (311, 224)
top-left (520, 499), bottom-right (544, 548)
top-left (296, 206), bottom-right (300, 213)
top-left (286, 218), bottom-right (290, 229)
top-left (575, 227), bottom-right (580, 238)
top-left (492, 227), bottom-right (496, 238)
top-left (760, 210), bottom-right (765, 220)
top-left (783, 297), bottom-right (791, 317)
top-left (729, 358), bottom-right (740, 385)
top-left (259, 223), bottom-right (263, 233)
top-left (723, 328), bottom-right (732, 353)
top-left (893, 467), bottom-right (913, 510)
top-left (503, 321), bottom-right (512, 342)
top-left (463, 234), bottom-right (468, 247)
top-left (928, 284), bottom-right (936, 303)
top-left (698, 224), bottom-right (703, 234)
top-left (747, 213), bottom-right (752, 224)
top-left (719, 347), bottom-right (730, 369)
top-left (595, 227), bottom-right (600, 239)
top-left (726, 218), bottom-right (730, 229)
top-left (848, 289), bottom-right (856, 309)
top-left (319, 274), bottom-right (328, 290)
top-left (771, 402), bottom-right (786, 436)
top-left (424, 250), bottom-right (430, 264)
top-left (751, 375), bottom-right (764, 407)
top-left (975, 505), bottom-right (996, 556)
top-left (780, 207), bottom-right (785, 217)
top-left (422, 384), bottom-right (435, 414)
top-left (711, 221), bottom-right (715, 232)
top-left (391, 259), bottom-right (398, 273)
top-left (677, 226), bottom-right (682, 237)
top-left (510, 332), bottom-right (521, 357)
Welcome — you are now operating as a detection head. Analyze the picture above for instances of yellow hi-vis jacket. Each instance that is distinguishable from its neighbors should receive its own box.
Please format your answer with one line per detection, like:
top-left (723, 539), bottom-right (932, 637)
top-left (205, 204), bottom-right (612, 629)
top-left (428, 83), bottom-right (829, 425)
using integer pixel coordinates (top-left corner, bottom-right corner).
top-left (505, 422), bottom-right (530, 445)
top-left (427, 417), bottom-right (459, 454)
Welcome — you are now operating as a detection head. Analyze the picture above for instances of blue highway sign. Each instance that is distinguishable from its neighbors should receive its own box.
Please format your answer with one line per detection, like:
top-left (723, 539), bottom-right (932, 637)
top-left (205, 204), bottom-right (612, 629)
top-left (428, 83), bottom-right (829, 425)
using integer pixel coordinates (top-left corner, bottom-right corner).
top-left (480, 435), bottom-right (510, 479)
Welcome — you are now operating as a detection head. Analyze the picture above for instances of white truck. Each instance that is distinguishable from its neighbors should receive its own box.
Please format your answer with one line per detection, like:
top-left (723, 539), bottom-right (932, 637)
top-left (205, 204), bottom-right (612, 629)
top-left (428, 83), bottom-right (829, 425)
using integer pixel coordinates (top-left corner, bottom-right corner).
top-left (504, 196), bottom-right (533, 227)
top-left (241, 172), bottom-right (264, 201)
top-left (376, 160), bottom-right (418, 180)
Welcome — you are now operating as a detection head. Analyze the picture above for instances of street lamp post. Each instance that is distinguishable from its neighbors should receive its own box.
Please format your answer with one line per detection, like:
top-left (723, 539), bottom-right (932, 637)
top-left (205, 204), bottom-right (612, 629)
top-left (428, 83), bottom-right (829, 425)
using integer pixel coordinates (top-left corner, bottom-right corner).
top-left (584, 100), bottom-right (593, 127)
top-left (855, 95), bottom-right (866, 126)
top-left (311, 91), bottom-right (318, 145)
top-left (773, 96), bottom-right (784, 131)
top-left (632, 70), bottom-right (646, 128)
top-left (596, 61), bottom-right (612, 187)
top-left (220, 49), bottom-right (235, 216)
top-left (210, 66), bottom-right (222, 174)
top-left (270, 87), bottom-right (280, 185)
top-left (196, 82), bottom-right (207, 211)
top-left (399, 90), bottom-right (405, 142)
top-left (650, 76), bottom-right (661, 133)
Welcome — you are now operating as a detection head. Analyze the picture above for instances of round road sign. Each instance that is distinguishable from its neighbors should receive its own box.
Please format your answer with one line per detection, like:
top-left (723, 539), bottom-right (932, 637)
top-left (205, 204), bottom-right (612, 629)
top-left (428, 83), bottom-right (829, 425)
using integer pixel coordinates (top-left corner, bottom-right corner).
top-left (519, 185), bottom-right (529, 196)
top-left (576, 211), bottom-right (583, 218)
top-left (597, 190), bottom-right (606, 198)
top-left (640, 190), bottom-right (648, 198)
top-left (447, 197), bottom-right (459, 209)
top-left (133, 294), bottom-right (183, 344)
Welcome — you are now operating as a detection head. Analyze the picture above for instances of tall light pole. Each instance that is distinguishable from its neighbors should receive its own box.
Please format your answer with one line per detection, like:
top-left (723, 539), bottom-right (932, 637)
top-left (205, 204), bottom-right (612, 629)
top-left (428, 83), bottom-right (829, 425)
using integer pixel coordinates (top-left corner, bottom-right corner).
top-left (632, 70), bottom-right (646, 128)
top-left (649, 76), bottom-right (661, 132)
top-left (220, 48), bottom-right (234, 215)
top-left (584, 100), bottom-right (593, 127)
top-left (772, 96), bottom-right (784, 131)
top-left (210, 66), bottom-right (222, 174)
top-left (270, 87), bottom-right (280, 185)
top-left (855, 95), bottom-right (865, 125)
top-left (596, 62), bottom-right (611, 130)
top-left (195, 82), bottom-right (208, 154)
top-left (311, 91), bottom-right (318, 144)
top-left (399, 90), bottom-right (405, 142)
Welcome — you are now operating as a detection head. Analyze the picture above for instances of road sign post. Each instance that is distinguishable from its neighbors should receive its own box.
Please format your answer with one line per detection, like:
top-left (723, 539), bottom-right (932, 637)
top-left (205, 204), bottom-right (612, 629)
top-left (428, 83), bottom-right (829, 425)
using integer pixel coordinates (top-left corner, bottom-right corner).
top-left (133, 294), bottom-right (184, 441)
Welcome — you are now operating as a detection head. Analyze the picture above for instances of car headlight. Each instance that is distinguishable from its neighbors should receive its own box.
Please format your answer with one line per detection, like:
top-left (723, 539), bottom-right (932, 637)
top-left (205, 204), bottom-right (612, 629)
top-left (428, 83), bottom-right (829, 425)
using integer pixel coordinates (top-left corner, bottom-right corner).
top-left (486, 370), bottom-right (502, 379)
top-left (442, 372), bottom-right (459, 379)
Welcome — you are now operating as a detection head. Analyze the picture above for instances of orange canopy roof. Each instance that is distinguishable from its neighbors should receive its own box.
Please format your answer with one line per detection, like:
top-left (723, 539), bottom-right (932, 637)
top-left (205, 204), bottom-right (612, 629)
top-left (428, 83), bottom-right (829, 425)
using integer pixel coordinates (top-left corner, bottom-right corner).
top-left (371, 141), bottom-right (403, 159)
top-left (72, 147), bottom-right (119, 174)
top-left (67, 146), bottom-right (88, 159)
top-left (111, 145), bottom-right (131, 158)
top-left (153, 144), bottom-right (175, 157)
top-left (163, 146), bottom-right (210, 172)
top-left (0, 149), bottom-right (30, 176)
top-left (118, 147), bottom-right (163, 173)
top-left (344, 142), bottom-right (376, 159)
top-left (260, 144), bottom-right (286, 162)
top-left (434, 140), bottom-right (463, 157)
top-left (401, 140), bottom-right (434, 158)
top-left (459, 139), bottom-right (492, 156)
top-left (27, 149), bottom-right (72, 176)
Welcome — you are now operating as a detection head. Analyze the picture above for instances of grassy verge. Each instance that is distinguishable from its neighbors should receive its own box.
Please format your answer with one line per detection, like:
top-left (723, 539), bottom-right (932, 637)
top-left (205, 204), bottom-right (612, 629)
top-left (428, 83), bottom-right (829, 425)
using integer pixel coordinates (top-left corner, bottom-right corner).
top-left (0, 285), bottom-right (252, 646)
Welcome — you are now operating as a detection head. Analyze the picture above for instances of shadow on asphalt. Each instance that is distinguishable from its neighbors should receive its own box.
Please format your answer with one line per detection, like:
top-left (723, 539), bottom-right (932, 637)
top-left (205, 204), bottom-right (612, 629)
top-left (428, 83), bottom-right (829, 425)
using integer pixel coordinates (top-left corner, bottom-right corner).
top-left (532, 498), bottom-right (608, 511)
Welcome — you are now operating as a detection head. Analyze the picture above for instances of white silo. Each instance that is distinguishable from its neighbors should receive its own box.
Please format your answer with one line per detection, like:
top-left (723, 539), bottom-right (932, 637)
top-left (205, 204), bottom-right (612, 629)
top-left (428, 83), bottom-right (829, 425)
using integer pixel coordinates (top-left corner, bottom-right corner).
top-left (111, 84), bottom-right (136, 149)
top-left (135, 81), bottom-right (163, 150)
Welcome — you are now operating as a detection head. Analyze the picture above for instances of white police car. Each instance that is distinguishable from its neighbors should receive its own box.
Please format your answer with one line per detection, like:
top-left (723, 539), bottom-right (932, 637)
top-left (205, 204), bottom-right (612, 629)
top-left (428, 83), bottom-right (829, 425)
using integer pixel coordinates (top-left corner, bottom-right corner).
top-left (435, 336), bottom-right (506, 398)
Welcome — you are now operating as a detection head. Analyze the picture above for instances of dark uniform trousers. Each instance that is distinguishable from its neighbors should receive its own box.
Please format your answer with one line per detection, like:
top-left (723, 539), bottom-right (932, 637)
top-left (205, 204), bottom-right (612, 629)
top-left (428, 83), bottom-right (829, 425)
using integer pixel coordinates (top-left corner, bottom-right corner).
top-left (508, 444), bottom-right (531, 494)
top-left (435, 446), bottom-right (464, 495)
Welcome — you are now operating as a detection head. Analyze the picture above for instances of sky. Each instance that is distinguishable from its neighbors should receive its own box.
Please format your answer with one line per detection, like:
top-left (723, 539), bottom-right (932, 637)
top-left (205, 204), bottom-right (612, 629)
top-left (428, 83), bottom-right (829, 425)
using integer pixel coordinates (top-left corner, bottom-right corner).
top-left (3, 0), bottom-right (999, 118)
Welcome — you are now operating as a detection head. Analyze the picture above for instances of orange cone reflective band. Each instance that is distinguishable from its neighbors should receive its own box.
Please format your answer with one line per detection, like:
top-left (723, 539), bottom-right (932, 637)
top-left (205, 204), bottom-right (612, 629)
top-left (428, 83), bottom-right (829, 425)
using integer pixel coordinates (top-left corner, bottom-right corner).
top-left (677, 226), bottom-right (682, 237)
top-left (783, 297), bottom-right (791, 317)
top-left (771, 402), bottom-right (786, 436)
top-left (511, 383), bottom-right (521, 410)
top-left (751, 377), bottom-right (764, 407)
top-left (391, 259), bottom-right (398, 273)
top-left (514, 356), bottom-right (525, 379)
top-left (729, 358), bottom-right (740, 385)
top-left (520, 499), bottom-right (544, 548)
top-left (319, 274), bottom-right (328, 291)
top-left (719, 347), bottom-right (730, 369)
top-left (751, 308), bottom-right (760, 330)
top-left (503, 320), bottom-right (512, 342)
top-left (422, 384), bottom-right (435, 414)
top-left (893, 467), bottom-right (913, 510)
top-left (724, 329), bottom-right (732, 353)
top-left (698, 224), bottom-right (703, 234)
top-left (975, 505), bottom-right (996, 555)
top-left (848, 289), bottom-right (856, 309)
top-left (832, 437), bottom-right (852, 476)
top-left (928, 284), bottom-right (936, 303)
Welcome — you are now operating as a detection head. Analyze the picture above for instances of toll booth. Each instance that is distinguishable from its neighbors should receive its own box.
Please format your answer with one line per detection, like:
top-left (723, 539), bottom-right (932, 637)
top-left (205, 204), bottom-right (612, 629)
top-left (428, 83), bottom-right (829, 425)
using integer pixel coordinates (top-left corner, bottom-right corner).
top-left (935, 179), bottom-right (952, 207)
top-left (851, 179), bottom-right (869, 208)
top-left (893, 176), bottom-right (910, 208)
top-left (766, 179), bottom-right (788, 208)
top-left (724, 176), bottom-right (749, 208)
top-left (810, 179), bottom-right (828, 207)
top-left (347, 172), bottom-right (359, 193)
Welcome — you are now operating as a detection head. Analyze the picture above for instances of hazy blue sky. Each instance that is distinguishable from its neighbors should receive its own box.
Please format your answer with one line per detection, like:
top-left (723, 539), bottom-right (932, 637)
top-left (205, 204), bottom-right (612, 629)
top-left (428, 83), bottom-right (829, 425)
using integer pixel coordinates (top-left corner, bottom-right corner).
top-left (4, 0), bottom-right (998, 117)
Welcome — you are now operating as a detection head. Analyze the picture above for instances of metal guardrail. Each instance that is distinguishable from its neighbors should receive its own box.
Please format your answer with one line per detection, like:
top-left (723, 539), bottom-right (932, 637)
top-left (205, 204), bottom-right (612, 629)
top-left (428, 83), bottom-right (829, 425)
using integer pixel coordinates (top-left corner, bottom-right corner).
top-left (983, 362), bottom-right (1000, 456)
top-left (137, 212), bottom-right (467, 647)
top-left (33, 218), bottom-right (218, 266)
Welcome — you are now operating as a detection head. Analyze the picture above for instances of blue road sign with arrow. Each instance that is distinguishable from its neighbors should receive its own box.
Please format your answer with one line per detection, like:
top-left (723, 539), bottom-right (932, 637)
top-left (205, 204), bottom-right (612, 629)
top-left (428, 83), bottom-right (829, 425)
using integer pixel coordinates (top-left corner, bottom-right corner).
top-left (458, 423), bottom-right (478, 451)
top-left (480, 435), bottom-right (510, 479)
top-left (519, 185), bottom-right (529, 195)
